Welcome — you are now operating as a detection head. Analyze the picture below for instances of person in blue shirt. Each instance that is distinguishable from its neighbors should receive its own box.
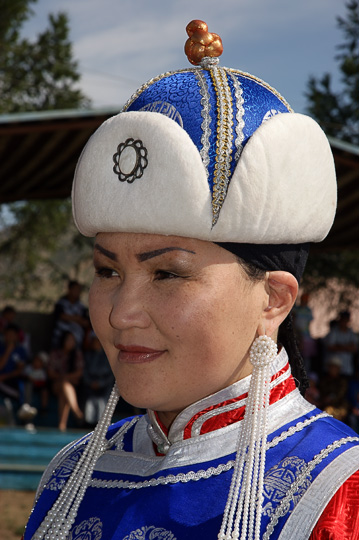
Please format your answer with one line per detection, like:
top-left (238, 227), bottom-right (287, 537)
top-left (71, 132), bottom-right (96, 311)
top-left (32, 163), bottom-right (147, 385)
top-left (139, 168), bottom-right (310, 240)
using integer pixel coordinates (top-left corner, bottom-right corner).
top-left (0, 323), bottom-right (28, 399)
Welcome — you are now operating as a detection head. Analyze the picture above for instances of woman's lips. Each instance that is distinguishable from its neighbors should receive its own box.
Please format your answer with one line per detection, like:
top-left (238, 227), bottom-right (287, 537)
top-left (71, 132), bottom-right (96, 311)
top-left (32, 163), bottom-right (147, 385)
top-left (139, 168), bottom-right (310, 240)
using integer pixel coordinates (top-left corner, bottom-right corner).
top-left (115, 344), bottom-right (165, 364)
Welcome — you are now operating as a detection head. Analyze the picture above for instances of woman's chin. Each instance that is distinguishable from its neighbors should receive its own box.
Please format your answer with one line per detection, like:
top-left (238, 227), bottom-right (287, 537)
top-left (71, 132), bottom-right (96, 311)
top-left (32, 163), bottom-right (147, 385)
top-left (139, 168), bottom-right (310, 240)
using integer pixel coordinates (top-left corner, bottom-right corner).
top-left (116, 385), bottom-right (182, 416)
top-left (116, 386), bottom-right (158, 411)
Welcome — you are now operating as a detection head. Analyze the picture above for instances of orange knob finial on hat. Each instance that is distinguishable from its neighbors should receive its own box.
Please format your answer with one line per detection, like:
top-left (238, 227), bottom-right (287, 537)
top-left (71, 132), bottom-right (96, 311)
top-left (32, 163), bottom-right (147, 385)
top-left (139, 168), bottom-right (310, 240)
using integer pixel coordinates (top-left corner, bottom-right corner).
top-left (184, 20), bottom-right (223, 66)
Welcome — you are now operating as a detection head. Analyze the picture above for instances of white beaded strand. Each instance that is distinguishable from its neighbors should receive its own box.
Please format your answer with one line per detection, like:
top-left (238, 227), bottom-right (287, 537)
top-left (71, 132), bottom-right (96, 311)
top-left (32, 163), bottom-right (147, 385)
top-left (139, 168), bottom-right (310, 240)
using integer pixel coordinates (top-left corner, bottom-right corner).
top-left (218, 335), bottom-right (277, 540)
top-left (33, 384), bottom-right (120, 540)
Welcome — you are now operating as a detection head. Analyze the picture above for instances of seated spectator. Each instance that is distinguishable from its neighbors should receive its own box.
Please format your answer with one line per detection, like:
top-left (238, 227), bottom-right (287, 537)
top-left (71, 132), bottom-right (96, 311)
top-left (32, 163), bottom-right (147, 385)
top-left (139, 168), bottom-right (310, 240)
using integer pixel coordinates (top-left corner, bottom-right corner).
top-left (0, 305), bottom-right (26, 345)
top-left (83, 332), bottom-right (115, 426)
top-left (48, 331), bottom-right (84, 431)
top-left (24, 351), bottom-right (49, 412)
top-left (0, 323), bottom-right (36, 425)
top-left (319, 356), bottom-right (349, 422)
top-left (52, 280), bottom-right (90, 349)
top-left (325, 310), bottom-right (358, 377)
top-left (0, 323), bottom-right (28, 401)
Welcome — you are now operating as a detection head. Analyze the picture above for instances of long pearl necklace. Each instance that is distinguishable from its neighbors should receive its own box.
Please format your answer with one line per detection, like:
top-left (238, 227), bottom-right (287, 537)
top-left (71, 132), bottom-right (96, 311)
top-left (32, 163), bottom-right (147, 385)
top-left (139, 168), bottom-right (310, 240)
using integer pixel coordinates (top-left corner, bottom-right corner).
top-left (33, 384), bottom-right (120, 540)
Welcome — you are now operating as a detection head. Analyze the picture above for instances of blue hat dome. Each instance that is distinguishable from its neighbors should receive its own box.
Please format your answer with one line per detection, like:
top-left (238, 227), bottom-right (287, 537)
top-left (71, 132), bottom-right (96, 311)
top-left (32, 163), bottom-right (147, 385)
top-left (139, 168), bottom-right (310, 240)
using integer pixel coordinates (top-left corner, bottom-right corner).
top-left (124, 66), bottom-right (292, 201)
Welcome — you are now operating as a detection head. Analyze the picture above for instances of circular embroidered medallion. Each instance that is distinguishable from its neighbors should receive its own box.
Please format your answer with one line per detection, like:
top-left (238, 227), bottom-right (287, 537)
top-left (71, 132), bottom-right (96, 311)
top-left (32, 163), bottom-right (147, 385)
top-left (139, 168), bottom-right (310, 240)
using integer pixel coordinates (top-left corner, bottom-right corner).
top-left (262, 456), bottom-right (312, 517)
top-left (113, 138), bottom-right (148, 183)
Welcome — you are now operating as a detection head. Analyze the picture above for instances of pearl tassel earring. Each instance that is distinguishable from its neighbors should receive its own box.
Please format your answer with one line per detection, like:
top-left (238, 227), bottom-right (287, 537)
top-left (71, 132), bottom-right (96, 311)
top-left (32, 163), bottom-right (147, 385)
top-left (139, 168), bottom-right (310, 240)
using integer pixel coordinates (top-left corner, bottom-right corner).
top-left (218, 335), bottom-right (278, 540)
top-left (33, 384), bottom-right (120, 540)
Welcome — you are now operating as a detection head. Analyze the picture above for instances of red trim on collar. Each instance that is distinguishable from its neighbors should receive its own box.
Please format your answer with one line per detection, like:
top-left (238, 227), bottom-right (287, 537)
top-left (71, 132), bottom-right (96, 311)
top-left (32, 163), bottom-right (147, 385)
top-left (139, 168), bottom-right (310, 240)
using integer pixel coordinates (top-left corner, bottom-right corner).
top-left (183, 362), bottom-right (294, 439)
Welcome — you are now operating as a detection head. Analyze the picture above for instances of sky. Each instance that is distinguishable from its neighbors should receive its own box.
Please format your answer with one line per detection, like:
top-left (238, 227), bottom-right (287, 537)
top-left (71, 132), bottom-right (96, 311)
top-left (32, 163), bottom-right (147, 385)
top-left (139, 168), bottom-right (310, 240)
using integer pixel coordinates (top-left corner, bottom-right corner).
top-left (23, 0), bottom-right (348, 114)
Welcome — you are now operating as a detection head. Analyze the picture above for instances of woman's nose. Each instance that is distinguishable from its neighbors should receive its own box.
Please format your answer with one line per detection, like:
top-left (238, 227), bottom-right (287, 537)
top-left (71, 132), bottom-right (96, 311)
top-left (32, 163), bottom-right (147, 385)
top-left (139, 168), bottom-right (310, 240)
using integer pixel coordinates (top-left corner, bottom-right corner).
top-left (109, 278), bottom-right (151, 330)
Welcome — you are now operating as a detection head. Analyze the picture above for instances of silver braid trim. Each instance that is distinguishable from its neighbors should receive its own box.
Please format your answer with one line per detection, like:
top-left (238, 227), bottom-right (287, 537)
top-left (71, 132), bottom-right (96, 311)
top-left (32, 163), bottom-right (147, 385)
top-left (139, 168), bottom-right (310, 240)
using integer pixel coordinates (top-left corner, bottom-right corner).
top-left (227, 71), bottom-right (245, 161)
top-left (91, 460), bottom-right (235, 490)
top-left (267, 412), bottom-right (330, 449)
top-left (87, 412), bottom-right (331, 492)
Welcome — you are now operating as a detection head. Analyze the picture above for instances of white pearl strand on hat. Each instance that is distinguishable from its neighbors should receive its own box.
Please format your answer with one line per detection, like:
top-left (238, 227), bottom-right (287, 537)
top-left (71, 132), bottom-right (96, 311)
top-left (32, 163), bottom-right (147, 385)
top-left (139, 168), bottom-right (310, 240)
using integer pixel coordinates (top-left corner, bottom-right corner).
top-left (218, 335), bottom-right (278, 540)
top-left (33, 384), bottom-right (120, 540)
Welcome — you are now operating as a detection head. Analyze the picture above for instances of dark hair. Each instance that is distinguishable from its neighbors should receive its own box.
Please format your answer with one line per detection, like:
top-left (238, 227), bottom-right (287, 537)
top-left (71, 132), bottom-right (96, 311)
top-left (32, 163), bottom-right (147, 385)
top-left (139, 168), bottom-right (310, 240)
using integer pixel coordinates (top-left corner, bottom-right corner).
top-left (238, 258), bottom-right (309, 396)
top-left (2, 305), bottom-right (16, 315)
top-left (237, 257), bottom-right (266, 283)
top-left (278, 312), bottom-right (309, 395)
top-left (68, 280), bottom-right (81, 289)
top-left (5, 322), bottom-right (20, 334)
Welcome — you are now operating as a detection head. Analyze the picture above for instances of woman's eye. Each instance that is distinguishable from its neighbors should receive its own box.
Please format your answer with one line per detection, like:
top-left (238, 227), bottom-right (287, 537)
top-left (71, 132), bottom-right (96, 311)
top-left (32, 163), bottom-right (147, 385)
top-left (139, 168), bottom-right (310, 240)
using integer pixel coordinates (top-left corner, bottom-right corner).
top-left (95, 267), bottom-right (119, 279)
top-left (154, 270), bottom-right (181, 280)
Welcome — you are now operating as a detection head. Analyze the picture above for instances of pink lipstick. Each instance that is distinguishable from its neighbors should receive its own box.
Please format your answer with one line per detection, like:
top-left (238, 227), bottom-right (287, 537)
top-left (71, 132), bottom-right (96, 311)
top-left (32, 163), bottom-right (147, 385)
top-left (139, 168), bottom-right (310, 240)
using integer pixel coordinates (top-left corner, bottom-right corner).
top-left (115, 344), bottom-right (165, 364)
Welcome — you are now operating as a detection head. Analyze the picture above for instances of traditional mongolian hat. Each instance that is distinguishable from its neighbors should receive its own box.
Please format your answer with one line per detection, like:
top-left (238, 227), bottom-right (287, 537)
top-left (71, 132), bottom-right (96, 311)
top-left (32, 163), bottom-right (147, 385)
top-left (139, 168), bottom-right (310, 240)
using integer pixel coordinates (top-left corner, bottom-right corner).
top-left (73, 20), bottom-right (336, 282)
top-left (36, 21), bottom-right (337, 540)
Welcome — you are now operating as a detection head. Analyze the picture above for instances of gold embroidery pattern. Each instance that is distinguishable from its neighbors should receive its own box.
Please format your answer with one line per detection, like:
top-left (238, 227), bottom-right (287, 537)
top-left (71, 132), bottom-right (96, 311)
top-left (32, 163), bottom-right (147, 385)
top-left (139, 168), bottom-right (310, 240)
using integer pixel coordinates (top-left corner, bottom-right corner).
top-left (210, 67), bottom-right (234, 226)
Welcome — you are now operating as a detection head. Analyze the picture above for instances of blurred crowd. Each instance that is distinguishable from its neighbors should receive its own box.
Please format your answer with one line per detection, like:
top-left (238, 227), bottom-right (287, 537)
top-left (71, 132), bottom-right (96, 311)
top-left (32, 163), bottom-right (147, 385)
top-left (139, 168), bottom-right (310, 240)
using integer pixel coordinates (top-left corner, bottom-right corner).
top-left (293, 293), bottom-right (359, 433)
top-left (0, 280), bottom-right (117, 432)
top-left (1, 285), bottom-right (359, 434)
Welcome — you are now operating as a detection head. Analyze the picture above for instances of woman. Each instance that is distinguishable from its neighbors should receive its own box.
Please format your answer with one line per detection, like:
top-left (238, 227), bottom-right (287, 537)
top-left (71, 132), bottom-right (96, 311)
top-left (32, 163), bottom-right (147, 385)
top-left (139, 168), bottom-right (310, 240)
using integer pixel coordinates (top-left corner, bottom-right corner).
top-left (48, 331), bottom-right (84, 431)
top-left (25, 21), bottom-right (359, 540)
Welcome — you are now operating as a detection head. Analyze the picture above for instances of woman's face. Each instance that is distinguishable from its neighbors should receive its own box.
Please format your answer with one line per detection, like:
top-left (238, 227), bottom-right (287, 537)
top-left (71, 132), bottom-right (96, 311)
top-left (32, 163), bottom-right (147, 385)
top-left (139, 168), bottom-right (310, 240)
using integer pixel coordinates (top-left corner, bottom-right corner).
top-left (89, 232), bottom-right (268, 425)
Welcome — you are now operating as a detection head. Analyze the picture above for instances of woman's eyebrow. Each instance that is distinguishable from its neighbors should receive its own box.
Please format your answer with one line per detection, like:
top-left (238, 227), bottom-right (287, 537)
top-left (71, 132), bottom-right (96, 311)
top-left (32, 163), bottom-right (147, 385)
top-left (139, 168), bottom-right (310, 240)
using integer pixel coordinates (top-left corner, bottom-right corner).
top-left (136, 247), bottom-right (196, 262)
top-left (94, 243), bottom-right (118, 261)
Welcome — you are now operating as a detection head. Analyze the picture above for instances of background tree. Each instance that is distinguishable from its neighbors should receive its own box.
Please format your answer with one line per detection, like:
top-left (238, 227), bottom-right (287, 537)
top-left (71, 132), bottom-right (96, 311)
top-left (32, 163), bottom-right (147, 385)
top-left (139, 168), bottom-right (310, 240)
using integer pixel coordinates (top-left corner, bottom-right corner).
top-left (0, 0), bottom-right (92, 309)
top-left (306, 0), bottom-right (359, 145)
top-left (0, 0), bottom-right (89, 113)
top-left (303, 0), bottom-right (359, 310)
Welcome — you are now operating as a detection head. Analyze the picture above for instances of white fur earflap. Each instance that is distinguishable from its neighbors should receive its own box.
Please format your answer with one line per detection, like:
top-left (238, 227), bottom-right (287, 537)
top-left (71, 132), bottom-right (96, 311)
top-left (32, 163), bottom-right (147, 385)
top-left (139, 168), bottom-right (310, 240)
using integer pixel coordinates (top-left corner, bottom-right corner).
top-left (72, 111), bottom-right (336, 243)
top-left (214, 113), bottom-right (337, 243)
top-left (72, 111), bottom-right (213, 238)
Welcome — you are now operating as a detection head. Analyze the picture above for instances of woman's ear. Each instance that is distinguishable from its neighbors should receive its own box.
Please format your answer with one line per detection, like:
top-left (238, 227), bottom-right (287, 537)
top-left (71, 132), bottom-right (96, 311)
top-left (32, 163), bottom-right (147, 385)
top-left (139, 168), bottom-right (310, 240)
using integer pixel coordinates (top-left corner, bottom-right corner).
top-left (259, 271), bottom-right (298, 338)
